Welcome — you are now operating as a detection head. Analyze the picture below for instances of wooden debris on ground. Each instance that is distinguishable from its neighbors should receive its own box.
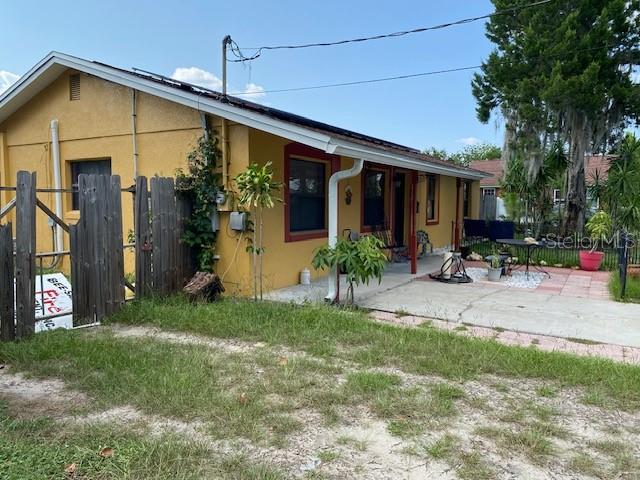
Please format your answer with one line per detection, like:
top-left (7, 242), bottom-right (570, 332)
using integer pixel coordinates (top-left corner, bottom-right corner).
top-left (183, 272), bottom-right (225, 301)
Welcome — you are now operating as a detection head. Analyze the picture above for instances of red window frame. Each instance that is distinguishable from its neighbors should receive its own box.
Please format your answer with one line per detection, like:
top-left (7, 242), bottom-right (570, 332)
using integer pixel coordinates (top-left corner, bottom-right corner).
top-left (284, 143), bottom-right (340, 242)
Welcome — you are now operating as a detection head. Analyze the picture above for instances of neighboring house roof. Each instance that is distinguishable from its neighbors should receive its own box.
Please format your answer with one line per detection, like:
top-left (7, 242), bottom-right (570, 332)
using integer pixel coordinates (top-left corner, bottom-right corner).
top-left (0, 52), bottom-right (487, 180)
top-left (585, 155), bottom-right (610, 185)
top-left (470, 155), bottom-right (611, 188)
top-left (469, 158), bottom-right (504, 187)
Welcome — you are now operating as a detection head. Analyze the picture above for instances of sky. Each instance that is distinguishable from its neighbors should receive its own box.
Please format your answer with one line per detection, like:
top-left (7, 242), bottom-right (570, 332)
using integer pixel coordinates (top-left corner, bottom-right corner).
top-left (0, 0), bottom-right (504, 153)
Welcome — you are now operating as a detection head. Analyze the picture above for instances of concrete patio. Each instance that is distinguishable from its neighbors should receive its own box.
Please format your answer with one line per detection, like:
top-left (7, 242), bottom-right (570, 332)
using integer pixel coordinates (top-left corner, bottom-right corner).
top-left (266, 253), bottom-right (640, 349)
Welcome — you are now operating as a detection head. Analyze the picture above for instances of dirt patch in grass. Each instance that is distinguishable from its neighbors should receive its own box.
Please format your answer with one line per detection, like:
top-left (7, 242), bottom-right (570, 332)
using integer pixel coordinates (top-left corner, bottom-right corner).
top-left (0, 368), bottom-right (89, 419)
top-left (2, 315), bottom-right (640, 478)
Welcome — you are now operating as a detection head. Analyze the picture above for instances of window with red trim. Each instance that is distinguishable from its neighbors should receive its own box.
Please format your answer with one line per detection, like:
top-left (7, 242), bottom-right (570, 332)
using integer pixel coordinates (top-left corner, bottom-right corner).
top-left (426, 174), bottom-right (439, 224)
top-left (289, 158), bottom-right (326, 232)
top-left (284, 143), bottom-right (338, 242)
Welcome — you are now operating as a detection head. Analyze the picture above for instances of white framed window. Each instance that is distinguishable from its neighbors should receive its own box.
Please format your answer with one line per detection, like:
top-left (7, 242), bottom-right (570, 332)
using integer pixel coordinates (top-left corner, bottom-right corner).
top-left (553, 189), bottom-right (564, 204)
top-left (482, 188), bottom-right (496, 197)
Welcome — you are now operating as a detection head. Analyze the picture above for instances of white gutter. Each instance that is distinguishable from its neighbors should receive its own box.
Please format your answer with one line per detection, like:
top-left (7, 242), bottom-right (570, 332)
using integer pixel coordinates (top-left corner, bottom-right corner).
top-left (50, 119), bottom-right (64, 254)
top-left (331, 141), bottom-right (485, 180)
top-left (325, 158), bottom-right (364, 303)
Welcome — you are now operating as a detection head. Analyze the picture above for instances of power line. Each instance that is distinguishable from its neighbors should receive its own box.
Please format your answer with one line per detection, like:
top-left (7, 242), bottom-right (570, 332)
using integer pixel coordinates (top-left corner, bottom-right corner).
top-left (227, 0), bottom-right (554, 62)
top-left (231, 42), bottom-right (617, 97)
top-left (232, 65), bottom-right (482, 96)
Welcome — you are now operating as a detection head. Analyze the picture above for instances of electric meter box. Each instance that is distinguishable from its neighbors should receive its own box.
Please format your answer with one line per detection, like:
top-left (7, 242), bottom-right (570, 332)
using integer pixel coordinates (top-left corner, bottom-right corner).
top-left (229, 212), bottom-right (247, 231)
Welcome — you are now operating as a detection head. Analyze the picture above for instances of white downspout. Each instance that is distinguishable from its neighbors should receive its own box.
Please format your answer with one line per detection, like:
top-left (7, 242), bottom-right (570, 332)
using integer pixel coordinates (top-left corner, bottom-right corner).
top-left (131, 89), bottom-right (138, 180)
top-left (325, 158), bottom-right (365, 303)
top-left (50, 119), bottom-right (64, 254)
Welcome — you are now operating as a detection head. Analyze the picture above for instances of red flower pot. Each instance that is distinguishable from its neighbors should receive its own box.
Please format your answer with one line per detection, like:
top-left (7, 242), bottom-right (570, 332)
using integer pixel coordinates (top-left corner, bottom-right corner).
top-left (579, 250), bottom-right (605, 271)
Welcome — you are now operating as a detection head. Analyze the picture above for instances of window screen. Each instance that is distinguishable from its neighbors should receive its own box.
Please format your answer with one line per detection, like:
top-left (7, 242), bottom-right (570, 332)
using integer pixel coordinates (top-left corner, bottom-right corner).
top-left (426, 174), bottom-right (438, 222)
top-left (363, 170), bottom-right (386, 228)
top-left (288, 158), bottom-right (326, 232)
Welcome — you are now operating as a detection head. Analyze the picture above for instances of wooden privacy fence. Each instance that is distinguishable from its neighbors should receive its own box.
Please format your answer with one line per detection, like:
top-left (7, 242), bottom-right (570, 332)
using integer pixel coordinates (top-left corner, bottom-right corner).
top-left (0, 171), bottom-right (194, 341)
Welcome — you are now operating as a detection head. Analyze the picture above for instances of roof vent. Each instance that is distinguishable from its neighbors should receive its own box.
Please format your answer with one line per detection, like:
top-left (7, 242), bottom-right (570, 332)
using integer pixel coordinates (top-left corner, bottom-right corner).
top-left (69, 74), bottom-right (80, 101)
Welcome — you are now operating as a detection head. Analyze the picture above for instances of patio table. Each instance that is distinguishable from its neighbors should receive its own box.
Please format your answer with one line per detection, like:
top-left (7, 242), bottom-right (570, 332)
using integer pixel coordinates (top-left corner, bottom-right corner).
top-left (496, 238), bottom-right (551, 279)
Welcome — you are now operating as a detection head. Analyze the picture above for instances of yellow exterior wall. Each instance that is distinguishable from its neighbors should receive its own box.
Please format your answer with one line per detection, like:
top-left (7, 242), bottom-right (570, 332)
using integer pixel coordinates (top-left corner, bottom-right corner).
top-left (246, 129), bottom-right (470, 290)
top-left (0, 67), bottom-right (479, 295)
top-left (415, 174), bottom-right (460, 249)
top-left (0, 71), bottom-right (208, 277)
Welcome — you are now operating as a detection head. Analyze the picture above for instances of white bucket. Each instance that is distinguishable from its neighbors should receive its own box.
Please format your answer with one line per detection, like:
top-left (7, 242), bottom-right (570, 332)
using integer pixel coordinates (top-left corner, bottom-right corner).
top-left (300, 268), bottom-right (311, 285)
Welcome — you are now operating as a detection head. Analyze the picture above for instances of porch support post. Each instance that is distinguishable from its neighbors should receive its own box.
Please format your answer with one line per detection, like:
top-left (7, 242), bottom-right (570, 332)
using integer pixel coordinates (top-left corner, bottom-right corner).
top-left (454, 178), bottom-right (462, 251)
top-left (409, 171), bottom-right (417, 274)
top-left (325, 158), bottom-right (364, 303)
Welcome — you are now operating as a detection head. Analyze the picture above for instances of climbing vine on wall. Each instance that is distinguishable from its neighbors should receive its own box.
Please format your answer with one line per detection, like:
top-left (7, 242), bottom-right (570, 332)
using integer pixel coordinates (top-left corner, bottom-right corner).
top-left (176, 132), bottom-right (223, 272)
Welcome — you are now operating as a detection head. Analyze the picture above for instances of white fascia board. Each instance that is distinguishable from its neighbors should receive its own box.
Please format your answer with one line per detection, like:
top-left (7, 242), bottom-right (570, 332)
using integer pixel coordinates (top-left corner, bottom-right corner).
top-left (331, 141), bottom-right (485, 180)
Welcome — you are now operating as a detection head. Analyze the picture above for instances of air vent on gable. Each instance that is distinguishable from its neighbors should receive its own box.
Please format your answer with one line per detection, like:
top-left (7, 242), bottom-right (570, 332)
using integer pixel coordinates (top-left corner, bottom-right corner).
top-left (69, 74), bottom-right (80, 101)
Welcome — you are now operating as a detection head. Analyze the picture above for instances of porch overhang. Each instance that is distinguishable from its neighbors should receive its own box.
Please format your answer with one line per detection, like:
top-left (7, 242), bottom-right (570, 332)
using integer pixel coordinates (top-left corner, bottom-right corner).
top-left (328, 140), bottom-right (485, 180)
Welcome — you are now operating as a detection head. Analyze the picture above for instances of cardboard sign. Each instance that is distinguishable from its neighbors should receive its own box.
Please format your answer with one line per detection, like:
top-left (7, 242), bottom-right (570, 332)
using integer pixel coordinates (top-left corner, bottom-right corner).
top-left (33, 273), bottom-right (73, 333)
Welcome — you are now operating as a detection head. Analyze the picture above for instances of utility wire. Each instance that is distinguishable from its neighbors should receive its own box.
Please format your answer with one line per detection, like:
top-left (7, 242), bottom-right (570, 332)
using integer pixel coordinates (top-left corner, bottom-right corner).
top-left (230, 43), bottom-right (617, 97)
top-left (227, 0), bottom-right (554, 62)
top-left (233, 65), bottom-right (482, 95)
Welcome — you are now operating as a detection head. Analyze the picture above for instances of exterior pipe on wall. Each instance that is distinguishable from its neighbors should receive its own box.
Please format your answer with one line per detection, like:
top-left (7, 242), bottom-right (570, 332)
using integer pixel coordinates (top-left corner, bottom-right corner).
top-left (50, 119), bottom-right (64, 255)
top-left (199, 111), bottom-right (209, 140)
top-left (131, 89), bottom-right (139, 180)
top-left (325, 158), bottom-right (365, 303)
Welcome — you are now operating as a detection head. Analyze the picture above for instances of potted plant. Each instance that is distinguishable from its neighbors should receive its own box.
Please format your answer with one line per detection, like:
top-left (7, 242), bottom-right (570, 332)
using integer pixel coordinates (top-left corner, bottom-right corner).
top-left (579, 210), bottom-right (612, 271)
top-left (487, 250), bottom-right (502, 281)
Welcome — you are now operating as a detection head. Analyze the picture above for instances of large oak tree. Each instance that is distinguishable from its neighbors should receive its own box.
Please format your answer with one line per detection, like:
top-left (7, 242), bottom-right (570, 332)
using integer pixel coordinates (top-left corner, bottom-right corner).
top-left (473, 0), bottom-right (640, 233)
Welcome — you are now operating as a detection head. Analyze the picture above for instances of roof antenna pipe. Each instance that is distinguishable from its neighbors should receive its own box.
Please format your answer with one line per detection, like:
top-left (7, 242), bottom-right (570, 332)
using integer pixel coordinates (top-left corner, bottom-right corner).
top-left (220, 35), bottom-right (232, 189)
top-left (222, 35), bottom-right (232, 96)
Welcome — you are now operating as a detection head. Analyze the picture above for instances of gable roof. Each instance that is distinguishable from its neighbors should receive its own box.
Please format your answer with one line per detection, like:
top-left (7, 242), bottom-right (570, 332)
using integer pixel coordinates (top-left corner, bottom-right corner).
top-left (469, 158), bottom-right (504, 187)
top-left (0, 52), bottom-right (485, 180)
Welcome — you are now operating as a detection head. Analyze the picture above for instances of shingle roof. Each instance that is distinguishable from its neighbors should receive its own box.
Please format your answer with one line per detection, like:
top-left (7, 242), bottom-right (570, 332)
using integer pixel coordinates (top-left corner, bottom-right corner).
top-left (469, 159), bottom-right (504, 187)
top-left (585, 155), bottom-right (610, 185)
top-left (0, 52), bottom-right (487, 180)
top-left (100, 63), bottom-right (488, 177)
top-left (470, 156), bottom-right (611, 188)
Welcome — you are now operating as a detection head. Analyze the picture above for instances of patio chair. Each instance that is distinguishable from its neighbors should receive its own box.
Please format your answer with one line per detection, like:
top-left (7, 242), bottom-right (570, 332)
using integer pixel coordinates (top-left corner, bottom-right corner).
top-left (417, 230), bottom-right (433, 257)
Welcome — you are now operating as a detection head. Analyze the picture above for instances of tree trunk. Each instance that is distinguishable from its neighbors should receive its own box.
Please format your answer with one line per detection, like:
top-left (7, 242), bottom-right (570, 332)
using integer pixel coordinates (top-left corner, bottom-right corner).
top-left (259, 204), bottom-right (264, 300)
top-left (562, 112), bottom-right (589, 235)
top-left (252, 206), bottom-right (257, 301)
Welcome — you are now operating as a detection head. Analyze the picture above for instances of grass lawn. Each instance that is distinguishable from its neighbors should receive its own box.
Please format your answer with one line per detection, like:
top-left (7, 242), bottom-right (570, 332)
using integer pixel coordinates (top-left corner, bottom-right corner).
top-left (1, 297), bottom-right (639, 479)
top-left (610, 273), bottom-right (640, 303)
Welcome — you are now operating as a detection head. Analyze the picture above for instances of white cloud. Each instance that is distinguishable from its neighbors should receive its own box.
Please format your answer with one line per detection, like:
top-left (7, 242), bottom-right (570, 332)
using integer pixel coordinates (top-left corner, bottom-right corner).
top-left (171, 67), bottom-right (223, 91)
top-left (457, 136), bottom-right (480, 146)
top-left (631, 70), bottom-right (640, 84)
top-left (170, 67), bottom-right (266, 101)
top-left (237, 82), bottom-right (266, 99)
top-left (0, 70), bottom-right (20, 95)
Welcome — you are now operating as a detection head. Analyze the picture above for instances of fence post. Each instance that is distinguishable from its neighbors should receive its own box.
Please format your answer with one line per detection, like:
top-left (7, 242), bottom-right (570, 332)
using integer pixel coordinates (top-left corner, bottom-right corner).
top-left (176, 192), bottom-right (194, 286)
top-left (619, 230), bottom-right (629, 298)
top-left (151, 177), bottom-right (164, 294)
top-left (15, 171), bottom-right (36, 338)
top-left (135, 176), bottom-right (152, 298)
top-left (0, 223), bottom-right (15, 341)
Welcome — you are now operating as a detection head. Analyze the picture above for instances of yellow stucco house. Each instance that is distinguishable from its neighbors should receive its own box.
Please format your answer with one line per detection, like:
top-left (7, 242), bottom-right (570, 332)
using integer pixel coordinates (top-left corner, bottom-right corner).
top-left (0, 52), bottom-right (485, 297)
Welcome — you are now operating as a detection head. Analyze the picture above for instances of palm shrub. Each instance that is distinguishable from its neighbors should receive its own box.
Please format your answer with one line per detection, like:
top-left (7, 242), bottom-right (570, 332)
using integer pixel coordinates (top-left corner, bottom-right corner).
top-left (312, 236), bottom-right (387, 305)
top-left (235, 161), bottom-right (282, 300)
top-left (602, 134), bottom-right (640, 234)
